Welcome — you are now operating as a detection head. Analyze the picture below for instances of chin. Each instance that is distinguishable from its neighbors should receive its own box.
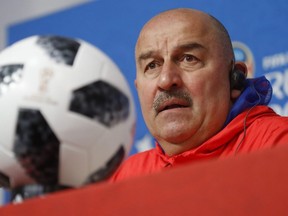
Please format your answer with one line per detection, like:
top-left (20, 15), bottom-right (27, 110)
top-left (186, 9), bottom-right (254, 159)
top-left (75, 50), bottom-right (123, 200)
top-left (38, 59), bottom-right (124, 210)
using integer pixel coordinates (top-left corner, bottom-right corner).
top-left (160, 129), bottom-right (194, 145)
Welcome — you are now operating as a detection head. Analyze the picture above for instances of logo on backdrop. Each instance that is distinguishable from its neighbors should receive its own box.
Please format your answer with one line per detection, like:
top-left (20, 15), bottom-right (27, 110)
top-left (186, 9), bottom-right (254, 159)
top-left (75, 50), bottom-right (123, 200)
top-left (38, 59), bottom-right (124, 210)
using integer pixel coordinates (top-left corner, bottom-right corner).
top-left (262, 51), bottom-right (288, 116)
top-left (232, 41), bottom-right (255, 78)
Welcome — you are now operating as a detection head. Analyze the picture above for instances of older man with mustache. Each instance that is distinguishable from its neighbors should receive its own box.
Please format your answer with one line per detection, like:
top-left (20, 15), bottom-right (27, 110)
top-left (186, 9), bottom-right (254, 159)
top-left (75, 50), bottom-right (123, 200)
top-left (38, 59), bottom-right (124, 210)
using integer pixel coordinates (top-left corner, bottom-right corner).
top-left (110, 8), bottom-right (288, 182)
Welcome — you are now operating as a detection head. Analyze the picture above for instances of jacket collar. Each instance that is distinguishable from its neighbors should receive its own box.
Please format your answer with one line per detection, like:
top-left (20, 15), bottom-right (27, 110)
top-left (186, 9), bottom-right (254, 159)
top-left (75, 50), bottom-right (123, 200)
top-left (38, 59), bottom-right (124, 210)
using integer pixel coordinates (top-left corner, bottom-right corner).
top-left (155, 106), bottom-right (275, 166)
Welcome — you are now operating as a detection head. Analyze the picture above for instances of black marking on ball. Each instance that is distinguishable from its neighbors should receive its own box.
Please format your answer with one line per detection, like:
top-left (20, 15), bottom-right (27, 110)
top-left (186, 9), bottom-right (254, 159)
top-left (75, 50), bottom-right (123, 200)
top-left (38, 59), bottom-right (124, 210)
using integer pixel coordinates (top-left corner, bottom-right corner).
top-left (36, 35), bottom-right (80, 66)
top-left (13, 108), bottom-right (60, 185)
top-left (85, 145), bottom-right (125, 184)
top-left (0, 172), bottom-right (10, 188)
top-left (0, 64), bottom-right (23, 96)
top-left (69, 80), bottom-right (130, 127)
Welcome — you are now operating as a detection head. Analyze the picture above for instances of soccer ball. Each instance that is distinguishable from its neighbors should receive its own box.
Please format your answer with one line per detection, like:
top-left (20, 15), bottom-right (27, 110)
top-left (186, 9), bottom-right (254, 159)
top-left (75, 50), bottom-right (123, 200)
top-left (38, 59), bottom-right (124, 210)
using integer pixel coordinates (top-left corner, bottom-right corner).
top-left (0, 35), bottom-right (135, 189)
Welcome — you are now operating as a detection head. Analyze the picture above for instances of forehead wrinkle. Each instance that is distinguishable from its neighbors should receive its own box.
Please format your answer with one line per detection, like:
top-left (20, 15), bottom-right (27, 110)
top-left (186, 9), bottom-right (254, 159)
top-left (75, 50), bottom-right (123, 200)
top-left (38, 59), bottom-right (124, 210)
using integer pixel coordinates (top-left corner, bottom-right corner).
top-left (176, 42), bottom-right (207, 52)
top-left (137, 38), bottom-right (170, 63)
top-left (147, 41), bottom-right (206, 56)
top-left (136, 41), bottom-right (207, 68)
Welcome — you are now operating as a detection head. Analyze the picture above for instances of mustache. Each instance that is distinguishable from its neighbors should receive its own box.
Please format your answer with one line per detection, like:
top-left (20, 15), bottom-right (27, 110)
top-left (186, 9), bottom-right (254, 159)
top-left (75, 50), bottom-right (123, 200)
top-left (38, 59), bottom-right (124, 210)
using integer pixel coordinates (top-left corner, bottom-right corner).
top-left (153, 90), bottom-right (192, 112)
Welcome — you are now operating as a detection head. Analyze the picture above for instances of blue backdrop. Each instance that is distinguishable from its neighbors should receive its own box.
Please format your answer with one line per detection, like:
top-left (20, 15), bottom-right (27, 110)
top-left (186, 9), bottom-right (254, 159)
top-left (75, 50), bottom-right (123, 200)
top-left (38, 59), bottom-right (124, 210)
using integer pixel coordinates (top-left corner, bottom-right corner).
top-left (7, 0), bottom-right (288, 155)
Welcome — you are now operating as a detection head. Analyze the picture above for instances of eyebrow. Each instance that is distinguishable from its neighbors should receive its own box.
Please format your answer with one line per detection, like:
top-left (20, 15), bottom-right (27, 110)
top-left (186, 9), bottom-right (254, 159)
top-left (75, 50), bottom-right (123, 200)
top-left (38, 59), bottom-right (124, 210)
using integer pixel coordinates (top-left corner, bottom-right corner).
top-left (137, 42), bottom-right (206, 63)
top-left (137, 50), bottom-right (155, 64)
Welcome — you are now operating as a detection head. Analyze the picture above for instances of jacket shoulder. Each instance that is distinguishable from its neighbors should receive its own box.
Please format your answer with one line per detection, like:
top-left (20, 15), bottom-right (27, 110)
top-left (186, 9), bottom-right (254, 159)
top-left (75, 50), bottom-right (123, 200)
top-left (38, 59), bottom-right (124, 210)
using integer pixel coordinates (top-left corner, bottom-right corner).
top-left (247, 110), bottom-right (288, 148)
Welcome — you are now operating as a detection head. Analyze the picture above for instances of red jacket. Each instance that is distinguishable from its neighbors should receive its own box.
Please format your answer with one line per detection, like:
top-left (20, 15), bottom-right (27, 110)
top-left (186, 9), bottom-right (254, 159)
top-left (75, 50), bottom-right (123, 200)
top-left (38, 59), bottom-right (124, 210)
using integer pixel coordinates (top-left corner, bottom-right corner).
top-left (110, 106), bottom-right (288, 182)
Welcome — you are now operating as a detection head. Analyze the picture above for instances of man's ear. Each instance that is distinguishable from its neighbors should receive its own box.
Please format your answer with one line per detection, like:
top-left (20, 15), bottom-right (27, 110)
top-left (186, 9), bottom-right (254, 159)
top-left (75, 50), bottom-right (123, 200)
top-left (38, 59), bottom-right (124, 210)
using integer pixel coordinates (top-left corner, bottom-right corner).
top-left (234, 62), bottom-right (248, 77)
top-left (134, 79), bottom-right (138, 90)
top-left (230, 62), bottom-right (248, 100)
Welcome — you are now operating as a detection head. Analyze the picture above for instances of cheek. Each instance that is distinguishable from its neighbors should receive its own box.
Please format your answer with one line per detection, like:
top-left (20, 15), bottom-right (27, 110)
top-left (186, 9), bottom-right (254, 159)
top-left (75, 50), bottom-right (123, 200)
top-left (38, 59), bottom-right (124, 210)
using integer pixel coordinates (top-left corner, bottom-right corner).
top-left (137, 82), bottom-right (155, 113)
top-left (204, 78), bottom-right (231, 106)
top-left (203, 78), bottom-right (231, 121)
top-left (186, 73), bottom-right (230, 110)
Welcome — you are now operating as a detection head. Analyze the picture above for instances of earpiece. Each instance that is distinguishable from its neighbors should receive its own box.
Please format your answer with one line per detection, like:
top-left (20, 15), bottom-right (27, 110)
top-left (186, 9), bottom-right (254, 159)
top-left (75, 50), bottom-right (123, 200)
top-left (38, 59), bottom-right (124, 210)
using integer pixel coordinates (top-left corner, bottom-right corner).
top-left (230, 69), bottom-right (246, 91)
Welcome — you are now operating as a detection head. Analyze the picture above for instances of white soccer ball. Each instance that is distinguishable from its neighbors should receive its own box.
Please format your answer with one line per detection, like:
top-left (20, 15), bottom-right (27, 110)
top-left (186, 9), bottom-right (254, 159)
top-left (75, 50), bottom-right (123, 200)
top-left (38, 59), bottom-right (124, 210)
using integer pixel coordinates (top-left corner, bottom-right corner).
top-left (0, 35), bottom-right (135, 188)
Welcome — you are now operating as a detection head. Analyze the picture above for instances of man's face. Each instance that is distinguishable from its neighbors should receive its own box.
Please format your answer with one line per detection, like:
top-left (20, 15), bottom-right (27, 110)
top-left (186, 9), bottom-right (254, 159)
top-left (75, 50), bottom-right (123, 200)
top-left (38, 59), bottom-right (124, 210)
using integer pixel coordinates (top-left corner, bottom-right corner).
top-left (135, 10), bottom-right (233, 155)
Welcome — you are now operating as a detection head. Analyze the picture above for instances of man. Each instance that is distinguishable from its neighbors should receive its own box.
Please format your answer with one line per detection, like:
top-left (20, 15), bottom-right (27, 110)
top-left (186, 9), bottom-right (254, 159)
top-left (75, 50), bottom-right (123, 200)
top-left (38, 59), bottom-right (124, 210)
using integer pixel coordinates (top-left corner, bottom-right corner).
top-left (110, 8), bottom-right (288, 182)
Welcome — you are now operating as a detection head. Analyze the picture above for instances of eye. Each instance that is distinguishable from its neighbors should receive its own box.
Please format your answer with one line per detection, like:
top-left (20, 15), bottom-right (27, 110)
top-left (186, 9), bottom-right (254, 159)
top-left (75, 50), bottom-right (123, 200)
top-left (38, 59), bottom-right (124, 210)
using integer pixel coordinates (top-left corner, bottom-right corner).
top-left (141, 60), bottom-right (162, 78)
top-left (182, 54), bottom-right (198, 62)
top-left (178, 53), bottom-right (203, 71)
top-left (147, 62), bottom-right (156, 70)
top-left (144, 61), bottom-right (159, 72)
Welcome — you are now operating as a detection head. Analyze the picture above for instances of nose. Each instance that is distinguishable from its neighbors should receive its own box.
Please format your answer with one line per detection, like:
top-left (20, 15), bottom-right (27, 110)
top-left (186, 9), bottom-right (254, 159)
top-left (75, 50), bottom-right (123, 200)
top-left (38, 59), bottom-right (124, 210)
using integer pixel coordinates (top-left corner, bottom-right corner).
top-left (157, 61), bottom-right (183, 90)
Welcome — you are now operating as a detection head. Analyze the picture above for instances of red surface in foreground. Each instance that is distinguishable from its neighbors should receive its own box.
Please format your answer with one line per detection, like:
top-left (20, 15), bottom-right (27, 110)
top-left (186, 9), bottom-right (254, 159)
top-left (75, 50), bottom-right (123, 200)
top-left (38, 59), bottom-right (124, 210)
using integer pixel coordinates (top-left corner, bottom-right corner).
top-left (1, 145), bottom-right (288, 216)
